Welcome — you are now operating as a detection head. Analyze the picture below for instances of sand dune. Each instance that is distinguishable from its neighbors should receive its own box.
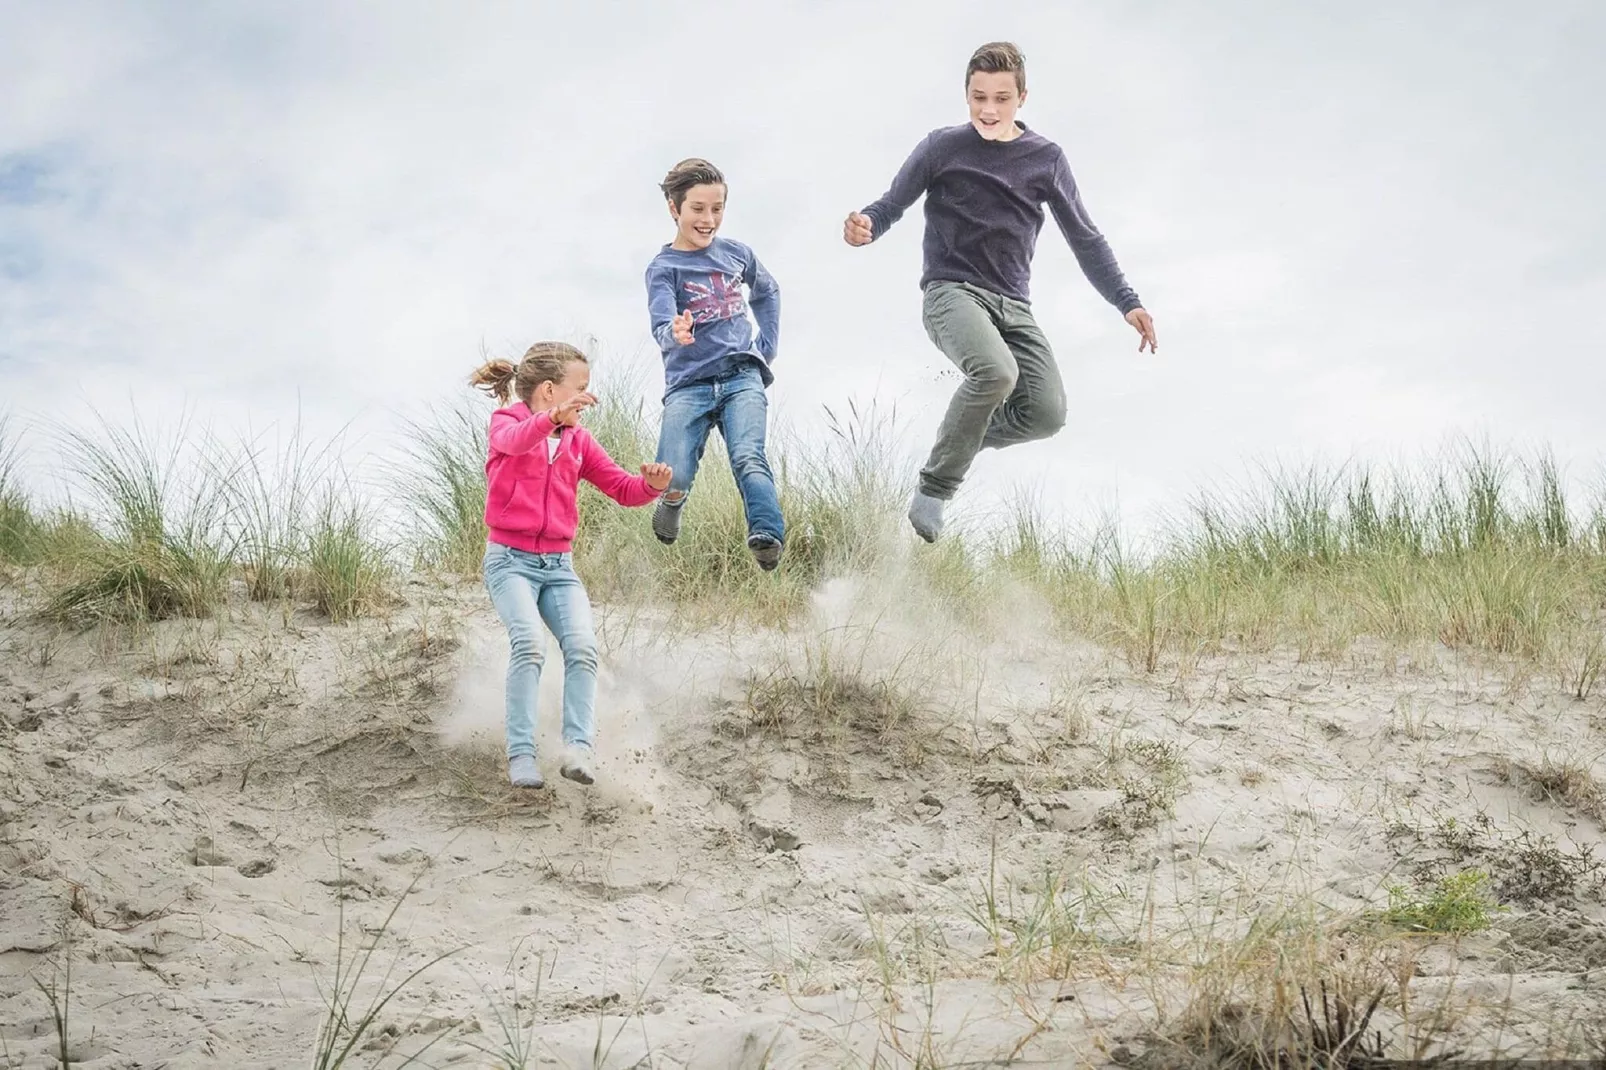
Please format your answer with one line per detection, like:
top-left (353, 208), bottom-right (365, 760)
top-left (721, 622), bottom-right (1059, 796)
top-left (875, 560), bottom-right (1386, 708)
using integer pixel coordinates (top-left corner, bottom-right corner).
top-left (3, 567), bottom-right (1605, 1068)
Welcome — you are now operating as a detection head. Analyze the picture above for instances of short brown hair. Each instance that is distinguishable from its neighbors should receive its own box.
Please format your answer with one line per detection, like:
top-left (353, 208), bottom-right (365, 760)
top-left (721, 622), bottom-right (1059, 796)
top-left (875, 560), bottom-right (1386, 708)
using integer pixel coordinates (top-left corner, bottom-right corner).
top-left (659, 157), bottom-right (726, 210)
top-left (470, 341), bottom-right (588, 405)
top-left (966, 41), bottom-right (1026, 95)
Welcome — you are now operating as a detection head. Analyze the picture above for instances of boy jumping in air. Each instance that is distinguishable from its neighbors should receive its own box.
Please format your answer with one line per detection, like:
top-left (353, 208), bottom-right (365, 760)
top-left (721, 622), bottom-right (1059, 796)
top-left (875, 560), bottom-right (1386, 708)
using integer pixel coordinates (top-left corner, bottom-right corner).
top-left (645, 158), bottom-right (786, 571)
top-left (844, 41), bottom-right (1158, 543)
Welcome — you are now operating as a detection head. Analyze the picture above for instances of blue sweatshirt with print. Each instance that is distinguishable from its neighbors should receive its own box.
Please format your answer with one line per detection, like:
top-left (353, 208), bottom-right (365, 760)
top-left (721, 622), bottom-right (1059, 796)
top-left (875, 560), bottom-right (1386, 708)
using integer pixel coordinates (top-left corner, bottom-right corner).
top-left (644, 236), bottom-right (780, 391)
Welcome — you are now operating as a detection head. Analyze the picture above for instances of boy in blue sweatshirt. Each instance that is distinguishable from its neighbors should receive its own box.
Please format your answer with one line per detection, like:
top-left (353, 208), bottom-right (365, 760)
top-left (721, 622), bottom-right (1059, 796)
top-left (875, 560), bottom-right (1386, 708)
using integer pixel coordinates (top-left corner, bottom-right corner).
top-left (844, 42), bottom-right (1158, 543)
top-left (645, 158), bottom-right (785, 571)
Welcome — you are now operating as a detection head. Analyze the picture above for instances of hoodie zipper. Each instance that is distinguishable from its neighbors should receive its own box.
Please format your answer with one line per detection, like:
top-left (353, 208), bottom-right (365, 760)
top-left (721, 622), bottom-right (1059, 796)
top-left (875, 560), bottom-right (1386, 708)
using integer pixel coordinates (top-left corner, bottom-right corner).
top-left (535, 425), bottom-right (559, 547)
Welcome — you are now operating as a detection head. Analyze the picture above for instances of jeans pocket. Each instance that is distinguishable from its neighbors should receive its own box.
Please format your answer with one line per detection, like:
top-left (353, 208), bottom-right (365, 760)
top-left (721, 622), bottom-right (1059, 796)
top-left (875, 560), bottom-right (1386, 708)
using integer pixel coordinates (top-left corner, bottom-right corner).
top-left (921, 283), bottom-right (963, 341)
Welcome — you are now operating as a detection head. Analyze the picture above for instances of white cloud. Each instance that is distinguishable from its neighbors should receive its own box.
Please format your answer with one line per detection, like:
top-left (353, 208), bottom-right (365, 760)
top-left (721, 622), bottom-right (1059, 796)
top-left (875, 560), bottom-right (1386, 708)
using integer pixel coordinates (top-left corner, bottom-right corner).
top-left (3, 0), bottom-right (1602, 532)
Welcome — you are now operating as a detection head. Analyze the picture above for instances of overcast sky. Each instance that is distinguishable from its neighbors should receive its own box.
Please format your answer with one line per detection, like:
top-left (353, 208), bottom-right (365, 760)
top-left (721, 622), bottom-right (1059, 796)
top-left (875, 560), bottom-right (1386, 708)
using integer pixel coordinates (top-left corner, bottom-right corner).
top-left (3, 0), bottom-right (1603, 537)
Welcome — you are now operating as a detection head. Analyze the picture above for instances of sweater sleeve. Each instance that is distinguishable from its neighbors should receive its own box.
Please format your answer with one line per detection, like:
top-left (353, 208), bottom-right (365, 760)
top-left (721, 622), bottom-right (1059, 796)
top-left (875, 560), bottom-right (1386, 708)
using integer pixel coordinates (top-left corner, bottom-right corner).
top-left (645, 260), bottom-right (682, 352)
top-left (577, 433), bottom-right (661, 507)
top-left (1046, 150), bottom-right (1143, 315)
top-left (860, 132), bottom-right (936, 240)
top-left (742, 244), bottom-right (781, 361)
top-left (488, 406), bottom-right (557, 456)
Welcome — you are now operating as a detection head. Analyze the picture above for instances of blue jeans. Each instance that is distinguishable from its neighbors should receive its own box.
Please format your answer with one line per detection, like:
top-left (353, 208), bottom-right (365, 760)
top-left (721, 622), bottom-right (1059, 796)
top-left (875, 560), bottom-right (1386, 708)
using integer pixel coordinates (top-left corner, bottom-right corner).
top-left (481, 544), bottom-right (598, 760)
top-left (655, 363), bottom-right (785, 541)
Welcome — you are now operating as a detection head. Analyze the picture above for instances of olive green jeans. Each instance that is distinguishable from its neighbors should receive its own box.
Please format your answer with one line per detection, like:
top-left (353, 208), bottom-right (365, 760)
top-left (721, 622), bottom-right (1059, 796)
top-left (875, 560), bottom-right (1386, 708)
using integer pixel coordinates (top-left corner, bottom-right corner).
top-left (916, 280), bottom-right (1068, 500)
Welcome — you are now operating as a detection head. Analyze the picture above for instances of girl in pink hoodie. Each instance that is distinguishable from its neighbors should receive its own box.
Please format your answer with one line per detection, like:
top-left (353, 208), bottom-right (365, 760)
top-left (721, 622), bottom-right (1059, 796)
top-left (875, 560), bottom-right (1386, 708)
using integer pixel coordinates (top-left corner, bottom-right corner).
top-left (471, 342), bottom-right (671, 790)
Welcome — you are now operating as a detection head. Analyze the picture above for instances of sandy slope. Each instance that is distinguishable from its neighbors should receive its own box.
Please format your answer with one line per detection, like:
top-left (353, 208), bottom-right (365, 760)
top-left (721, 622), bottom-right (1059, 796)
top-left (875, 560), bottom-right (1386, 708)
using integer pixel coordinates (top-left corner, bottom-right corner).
top-left (2, 567), bottom-right (1605, 1068)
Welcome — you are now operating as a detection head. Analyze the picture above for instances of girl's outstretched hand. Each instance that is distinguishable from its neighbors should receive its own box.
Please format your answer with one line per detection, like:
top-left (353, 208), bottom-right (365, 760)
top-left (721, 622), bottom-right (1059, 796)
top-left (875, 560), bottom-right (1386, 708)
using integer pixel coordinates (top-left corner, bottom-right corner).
top-left (547, 392), bottom-right (597, 427)
top-left (640, 463), bottom-right (672, 492)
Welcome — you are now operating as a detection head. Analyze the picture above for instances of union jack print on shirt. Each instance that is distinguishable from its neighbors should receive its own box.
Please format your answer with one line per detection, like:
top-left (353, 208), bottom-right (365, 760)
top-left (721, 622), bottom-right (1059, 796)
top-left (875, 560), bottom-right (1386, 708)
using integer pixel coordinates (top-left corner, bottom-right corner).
top-left (683, 273), bottom-right (748, 325)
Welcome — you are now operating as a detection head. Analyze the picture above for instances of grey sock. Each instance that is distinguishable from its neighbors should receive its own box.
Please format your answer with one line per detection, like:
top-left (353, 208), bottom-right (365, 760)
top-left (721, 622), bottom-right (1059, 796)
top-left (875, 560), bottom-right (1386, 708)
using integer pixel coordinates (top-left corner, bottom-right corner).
top-left (907, 491), bottom-right (946, 543)
top-left (652, 496), bottom-right (684, 545)
top-left (560, 744), bottom-right (595, 786)
top-left (508, 755), bottom-right (543, 789)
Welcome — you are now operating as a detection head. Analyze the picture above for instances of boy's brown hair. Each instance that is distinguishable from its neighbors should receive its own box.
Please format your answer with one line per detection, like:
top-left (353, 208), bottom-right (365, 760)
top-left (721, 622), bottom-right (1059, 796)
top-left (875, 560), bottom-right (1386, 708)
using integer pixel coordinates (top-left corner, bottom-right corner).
top-left (966, 41), bottom-right (1026, 94)
top-left (659, 158), bottom-right (726, 211)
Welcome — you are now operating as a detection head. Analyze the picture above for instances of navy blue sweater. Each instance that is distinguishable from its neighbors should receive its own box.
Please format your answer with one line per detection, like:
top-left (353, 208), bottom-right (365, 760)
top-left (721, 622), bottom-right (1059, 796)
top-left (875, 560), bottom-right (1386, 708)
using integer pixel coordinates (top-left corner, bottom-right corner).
top-left (860, 122), bottom-right (1142, 312)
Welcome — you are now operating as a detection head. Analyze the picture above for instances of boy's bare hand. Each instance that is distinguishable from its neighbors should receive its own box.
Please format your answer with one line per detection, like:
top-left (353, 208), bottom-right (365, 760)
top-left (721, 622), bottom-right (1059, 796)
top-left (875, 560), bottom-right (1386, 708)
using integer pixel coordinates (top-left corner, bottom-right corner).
top-left (547, 392), bottom-right (596, 427)
top-left (843, 212), bottom-right (874, 247)
top-left (640, 463), bottom-right (672, 491)
top-left (1125, 308), bottom-right (1158, 354)
top-left (671, 310), bottom-right (695, 346)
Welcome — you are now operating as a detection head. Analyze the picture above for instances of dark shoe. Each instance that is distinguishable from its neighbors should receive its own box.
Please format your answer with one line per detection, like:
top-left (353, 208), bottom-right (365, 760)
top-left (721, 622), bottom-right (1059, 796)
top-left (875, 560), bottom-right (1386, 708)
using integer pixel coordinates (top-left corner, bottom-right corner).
top-left (747, 533), bottom-right (783, 572)
top-left (652, 497), bottom-right (683, 545)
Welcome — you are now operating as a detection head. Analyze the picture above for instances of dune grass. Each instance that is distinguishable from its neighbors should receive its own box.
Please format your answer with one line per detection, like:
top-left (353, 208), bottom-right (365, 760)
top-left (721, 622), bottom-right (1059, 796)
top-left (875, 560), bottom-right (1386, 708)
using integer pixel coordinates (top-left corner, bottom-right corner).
top-left (395, 365), bottom-right (920, 624)
top-left (0, 414), bottom-right (47, 569)
top-left (993, 446), bottom-right (1606, 672)
top-left (7, 366), bottom-right (1606, 1066)
top-left (38, 412), bottom-right (236, 626)
top-left (2, 355), bottom-right (1603, 669)
top-left (226, 417), bottom-right (345, 603)
top-left (398, 403), bottom-right (489, 579)
top-left (302, 489), bottom-right (396, 623)
top-left (569, 381), bottom-right (915, 623)
top-left (10, 410), bottom-right (401, 627)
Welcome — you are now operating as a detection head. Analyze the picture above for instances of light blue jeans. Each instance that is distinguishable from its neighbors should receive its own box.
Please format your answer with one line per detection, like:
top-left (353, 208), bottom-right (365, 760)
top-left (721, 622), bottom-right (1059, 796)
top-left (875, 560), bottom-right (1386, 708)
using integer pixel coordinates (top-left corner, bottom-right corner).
top-left (482, 543), bottom-right (598, 760)
top-left (655, 362), bottom-right (785, 542)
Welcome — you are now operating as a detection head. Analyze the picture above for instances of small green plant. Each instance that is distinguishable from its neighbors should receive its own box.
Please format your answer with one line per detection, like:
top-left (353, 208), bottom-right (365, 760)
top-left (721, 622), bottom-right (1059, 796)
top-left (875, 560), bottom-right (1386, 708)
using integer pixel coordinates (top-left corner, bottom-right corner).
top-left (1382, 869), bottom-right (1503, 934)
top-left (1393, 812), bottom-right (1604, 906)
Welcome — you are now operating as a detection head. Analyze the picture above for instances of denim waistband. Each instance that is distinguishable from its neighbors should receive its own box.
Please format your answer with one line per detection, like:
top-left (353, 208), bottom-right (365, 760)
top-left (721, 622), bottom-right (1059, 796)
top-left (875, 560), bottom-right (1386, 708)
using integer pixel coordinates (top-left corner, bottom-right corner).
top-left (486, 543), bottom-right (572, 566)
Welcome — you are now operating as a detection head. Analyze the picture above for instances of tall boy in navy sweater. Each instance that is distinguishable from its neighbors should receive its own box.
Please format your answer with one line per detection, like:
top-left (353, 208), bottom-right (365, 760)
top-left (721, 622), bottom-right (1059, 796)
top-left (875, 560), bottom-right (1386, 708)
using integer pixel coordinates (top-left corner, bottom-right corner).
top-left (845, 42), bottom-right (1159, 542)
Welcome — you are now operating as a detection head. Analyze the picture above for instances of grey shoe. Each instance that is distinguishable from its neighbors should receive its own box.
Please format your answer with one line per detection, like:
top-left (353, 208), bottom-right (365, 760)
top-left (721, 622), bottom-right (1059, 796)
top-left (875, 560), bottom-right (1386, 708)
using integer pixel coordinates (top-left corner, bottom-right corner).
top-left (747, 533), bottom-right (783, 572)
top-left (560, 746), bottom-right (595, 786)
top-left (508, 755), bottom-right (544, 789)
top-left (907, 491), bottom-right (946, 543)
top-left (652, 497), bottom-right (684, 545)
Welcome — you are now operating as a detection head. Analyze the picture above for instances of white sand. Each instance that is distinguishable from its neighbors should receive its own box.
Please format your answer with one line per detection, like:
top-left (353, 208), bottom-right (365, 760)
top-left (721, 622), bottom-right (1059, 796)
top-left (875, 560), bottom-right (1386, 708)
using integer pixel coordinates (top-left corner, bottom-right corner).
top-left (3, 570), bottom-right (1605, 1067)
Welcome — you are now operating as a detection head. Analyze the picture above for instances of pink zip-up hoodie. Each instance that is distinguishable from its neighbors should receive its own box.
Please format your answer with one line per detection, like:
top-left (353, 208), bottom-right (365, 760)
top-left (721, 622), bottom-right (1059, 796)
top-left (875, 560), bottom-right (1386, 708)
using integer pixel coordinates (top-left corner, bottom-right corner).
top-left (483, 403), bottom-right (661, 554)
